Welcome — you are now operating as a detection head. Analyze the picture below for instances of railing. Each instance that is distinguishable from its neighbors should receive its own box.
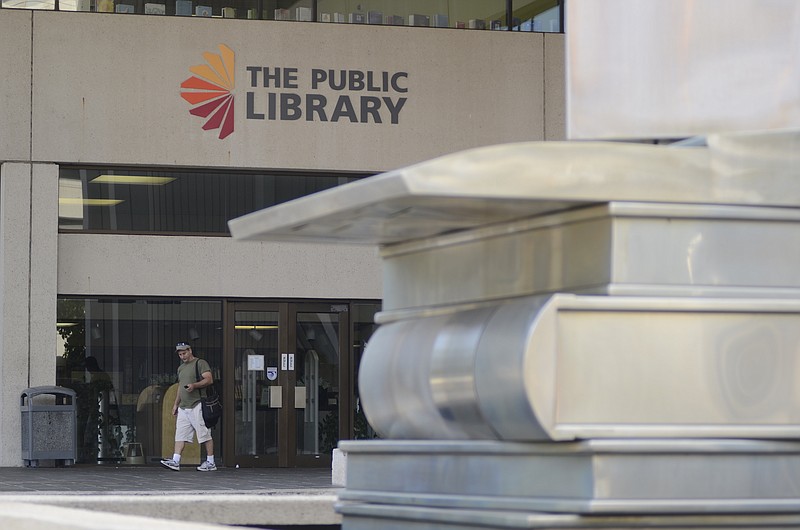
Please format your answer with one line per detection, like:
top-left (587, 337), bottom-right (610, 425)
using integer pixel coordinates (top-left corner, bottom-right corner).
top-left (1, 0), bottom-right (564, 33)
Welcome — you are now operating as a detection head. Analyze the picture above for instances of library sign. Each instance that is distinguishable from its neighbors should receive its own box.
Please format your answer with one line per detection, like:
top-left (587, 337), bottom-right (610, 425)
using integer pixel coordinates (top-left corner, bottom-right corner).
top-left (180, 44), bottom-right (409, 140)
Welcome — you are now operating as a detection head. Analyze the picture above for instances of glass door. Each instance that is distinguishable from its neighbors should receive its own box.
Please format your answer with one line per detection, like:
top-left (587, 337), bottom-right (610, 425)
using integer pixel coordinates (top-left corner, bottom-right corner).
top-left (226, 303), bottom-right (282, 467)
top-left (293, 306), bottom-right (349, 466)
top-left (223, 301), bottom-right (350, 467)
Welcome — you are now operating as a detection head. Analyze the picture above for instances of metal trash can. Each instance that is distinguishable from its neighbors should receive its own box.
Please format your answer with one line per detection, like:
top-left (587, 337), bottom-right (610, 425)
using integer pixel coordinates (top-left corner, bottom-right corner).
top-left (21, 386), bottom-right (77, 467)
top-left (123, 442), bottom-right (145, 465)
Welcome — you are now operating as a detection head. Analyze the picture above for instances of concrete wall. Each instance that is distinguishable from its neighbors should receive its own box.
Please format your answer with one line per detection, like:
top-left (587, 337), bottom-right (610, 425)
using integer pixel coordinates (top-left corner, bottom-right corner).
top-left (58, 233), bottom-right (381, 298)
top-left (0, 11), bottom-right (32, 163)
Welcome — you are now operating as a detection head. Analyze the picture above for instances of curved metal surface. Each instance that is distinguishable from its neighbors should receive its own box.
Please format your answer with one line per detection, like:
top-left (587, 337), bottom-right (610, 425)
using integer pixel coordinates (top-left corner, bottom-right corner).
top-left (358, 317), bottom-right (467, 440)
top-left (428, 308), bottom-right (498, 439)
top-left (473, 298), bottom-right (551, 441)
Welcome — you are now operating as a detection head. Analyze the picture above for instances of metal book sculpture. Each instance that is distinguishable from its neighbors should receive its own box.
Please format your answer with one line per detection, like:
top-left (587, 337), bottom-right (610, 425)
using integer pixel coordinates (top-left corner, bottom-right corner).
top-left (230, 1), bottom-right (800, 528)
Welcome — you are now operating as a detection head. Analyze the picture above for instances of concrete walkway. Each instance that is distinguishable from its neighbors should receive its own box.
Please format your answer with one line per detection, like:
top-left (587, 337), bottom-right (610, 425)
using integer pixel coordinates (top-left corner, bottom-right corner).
top-left (0, 465), bottom-right (341, 528)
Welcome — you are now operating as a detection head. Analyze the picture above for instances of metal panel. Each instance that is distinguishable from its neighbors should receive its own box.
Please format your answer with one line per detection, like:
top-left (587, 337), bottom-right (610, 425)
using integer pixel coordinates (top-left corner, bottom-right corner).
top-left (378, 202), bottom-right (800, 313)
top-left (339, 503), bottom-right (800, 530)
top-left (612, 204), bottom-right (800, 289)
top-left (339, 439), bottom-right (800, 515)
top-left (380, 207), bottom-right (612, 312)
top-left (566, 0), bottom-right (800, 139)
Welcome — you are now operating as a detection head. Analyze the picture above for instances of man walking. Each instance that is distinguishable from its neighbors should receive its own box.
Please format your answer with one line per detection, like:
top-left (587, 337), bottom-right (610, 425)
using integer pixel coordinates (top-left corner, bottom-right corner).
top-left (160, 341), bottom-right (217, 471)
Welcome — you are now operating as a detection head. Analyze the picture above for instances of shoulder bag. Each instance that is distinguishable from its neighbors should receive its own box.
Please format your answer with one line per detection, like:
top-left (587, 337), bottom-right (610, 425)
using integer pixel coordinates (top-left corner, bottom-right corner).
top-left (195, 360), bottom-right (222, 428)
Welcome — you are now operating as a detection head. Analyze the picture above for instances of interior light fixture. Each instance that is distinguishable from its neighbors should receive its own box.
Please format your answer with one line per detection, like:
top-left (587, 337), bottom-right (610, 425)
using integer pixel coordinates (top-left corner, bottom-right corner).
top-left (58, 198), bottom-right (123, 206)
top-left (234, 325), bottom-right (278, 330)
top-left (56, 322), bottom-right (78, 328)
top-left (90, 175), bottom-right (176, 185)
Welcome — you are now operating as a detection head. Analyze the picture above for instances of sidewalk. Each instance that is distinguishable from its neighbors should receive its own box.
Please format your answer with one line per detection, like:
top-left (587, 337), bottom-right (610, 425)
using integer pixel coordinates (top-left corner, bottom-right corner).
top-left (0, 465), bottom-right (341, 528)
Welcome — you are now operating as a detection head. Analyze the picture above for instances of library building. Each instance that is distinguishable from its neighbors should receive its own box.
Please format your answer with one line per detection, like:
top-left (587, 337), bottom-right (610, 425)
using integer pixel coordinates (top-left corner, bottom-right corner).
top-left (0, 0), bottom-right (566, 467)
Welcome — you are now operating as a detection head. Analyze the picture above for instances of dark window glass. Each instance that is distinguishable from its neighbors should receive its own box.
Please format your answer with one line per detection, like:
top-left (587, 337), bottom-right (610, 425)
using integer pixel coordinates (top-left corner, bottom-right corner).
top-left (56, 297), bottom-right (223, 464)
top-left (58, 167), bottom-right (368, 235)
top-left (352, 302), bottom-right (381, 440)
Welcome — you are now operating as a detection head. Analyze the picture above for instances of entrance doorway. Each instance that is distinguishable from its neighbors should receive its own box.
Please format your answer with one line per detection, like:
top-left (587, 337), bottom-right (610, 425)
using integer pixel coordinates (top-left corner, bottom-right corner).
top-left (55, 296), bottom-right (380, 467)
top-left (223, 302), bottom-right (349, 467)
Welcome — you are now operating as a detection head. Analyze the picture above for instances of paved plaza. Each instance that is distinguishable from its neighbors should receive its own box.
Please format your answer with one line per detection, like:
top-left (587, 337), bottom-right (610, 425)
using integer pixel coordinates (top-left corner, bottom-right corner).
top-left (0, 464), bottom-right (341, 528)
top-left (0, 464), bottom-right (334, 493)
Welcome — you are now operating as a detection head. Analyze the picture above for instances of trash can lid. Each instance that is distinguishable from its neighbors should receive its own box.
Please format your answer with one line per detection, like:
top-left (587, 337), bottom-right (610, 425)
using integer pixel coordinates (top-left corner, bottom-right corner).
top-left (21, 386), bottom-right (77, 398)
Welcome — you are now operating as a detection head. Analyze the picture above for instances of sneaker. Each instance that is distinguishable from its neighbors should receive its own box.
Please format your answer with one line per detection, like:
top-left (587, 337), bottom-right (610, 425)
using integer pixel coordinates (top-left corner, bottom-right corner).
top-left (160, 459), bottom-right (180, 471)
top-left (197, 460), bottom-right (217, 472)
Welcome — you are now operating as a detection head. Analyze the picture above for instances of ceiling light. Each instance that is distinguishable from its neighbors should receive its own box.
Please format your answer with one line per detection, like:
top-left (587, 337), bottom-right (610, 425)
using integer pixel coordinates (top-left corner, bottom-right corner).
top-left (235, 325), bottom-right (278, 330)
top-left (58, 198), bottom-right (123, 206)
top-left (90, 175), bottom-right (176, 185)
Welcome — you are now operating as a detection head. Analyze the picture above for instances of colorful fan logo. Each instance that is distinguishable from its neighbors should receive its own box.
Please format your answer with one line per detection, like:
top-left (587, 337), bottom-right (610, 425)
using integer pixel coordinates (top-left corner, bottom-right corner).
top-left (180, 44), bottom-right (235, 139)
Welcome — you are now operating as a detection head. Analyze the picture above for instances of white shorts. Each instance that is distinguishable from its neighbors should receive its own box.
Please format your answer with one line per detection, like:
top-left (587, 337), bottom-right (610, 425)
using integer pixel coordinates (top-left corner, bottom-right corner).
top-left (175, 402), bottom-right (212, 444)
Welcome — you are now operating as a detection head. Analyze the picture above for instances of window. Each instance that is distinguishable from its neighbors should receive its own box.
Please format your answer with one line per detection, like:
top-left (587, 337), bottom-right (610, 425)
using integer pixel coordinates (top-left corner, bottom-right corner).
top-left (351, 302), bottom-right (380, 440)
top-left (2, 0), bottom-right (563, 33)
top-left (56, 297), bottom-right (223, 464)
top-left (58, 167), bottom-right (367, 235)
top-left (512, 0), bottom-right (562, 32)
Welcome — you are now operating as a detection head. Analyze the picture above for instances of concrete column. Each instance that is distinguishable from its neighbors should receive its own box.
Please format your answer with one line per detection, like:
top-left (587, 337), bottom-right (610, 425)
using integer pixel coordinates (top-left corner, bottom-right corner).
top-left (0, 162), bottom-right (58, 466)
top-left (0, 162), bottom-right (33, 466)
top-left (0, 10), bottom-right (32, 163)
top-left (544, 33), bottom-right (566, 141)
top-left (30, 163), bottom-right (58, 388)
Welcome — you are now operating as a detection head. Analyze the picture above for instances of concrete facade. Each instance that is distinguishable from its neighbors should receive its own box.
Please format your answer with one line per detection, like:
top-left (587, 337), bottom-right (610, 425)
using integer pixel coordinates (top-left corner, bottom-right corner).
top-left (0, 11), bottom-right (31, 162)
top-left (27, 12), bottom-right (552, 170)
top-left (0, 8), bottom-right (565, 466)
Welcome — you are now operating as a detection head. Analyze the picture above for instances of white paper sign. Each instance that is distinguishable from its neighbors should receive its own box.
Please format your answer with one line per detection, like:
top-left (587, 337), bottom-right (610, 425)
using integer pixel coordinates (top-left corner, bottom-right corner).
top-left (281, 353), bottom-right (288, 370)
top-left (248, 354), bottom-right (265, 371)
top-left (288, 353), bottom-right (295, 371)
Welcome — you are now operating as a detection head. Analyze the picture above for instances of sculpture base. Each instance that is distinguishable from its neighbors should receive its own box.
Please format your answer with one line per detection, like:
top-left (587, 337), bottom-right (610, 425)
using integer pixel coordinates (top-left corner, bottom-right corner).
top-left (338, 503), bottom-right (800, 530)
top-left (337, 439), bottom-right (800, 529)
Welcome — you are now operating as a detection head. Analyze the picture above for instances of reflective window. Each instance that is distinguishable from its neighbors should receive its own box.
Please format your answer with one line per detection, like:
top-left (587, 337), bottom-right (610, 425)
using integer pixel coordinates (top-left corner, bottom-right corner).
top-left (295, 311), bottom-right (341, 455)
top-left (234, 310), bottom-right (280, 457)
top-left (512, 0), bottom-right (562, 32)
top-left (317, 0), bottom-right (506, 29)
top-left (2, 0), bottom-right (563, 33)
top-left (58, 167), bottom-right (366, 234)
top-left (56, 298), bottom-right (223, 464)
top-left (352, 302), bottom-right (380, 439)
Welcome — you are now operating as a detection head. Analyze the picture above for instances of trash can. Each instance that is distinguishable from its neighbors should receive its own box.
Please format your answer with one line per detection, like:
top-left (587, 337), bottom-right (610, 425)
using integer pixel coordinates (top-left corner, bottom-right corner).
top-left (21, 386), bottom-right (77, 467)
top-left (123, 442), bottom-right (145, 465)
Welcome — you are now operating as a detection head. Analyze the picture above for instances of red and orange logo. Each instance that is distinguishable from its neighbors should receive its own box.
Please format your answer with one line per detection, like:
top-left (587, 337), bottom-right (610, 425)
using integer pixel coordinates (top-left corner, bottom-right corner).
top-left (180, 44), bottom-right (235, 139)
